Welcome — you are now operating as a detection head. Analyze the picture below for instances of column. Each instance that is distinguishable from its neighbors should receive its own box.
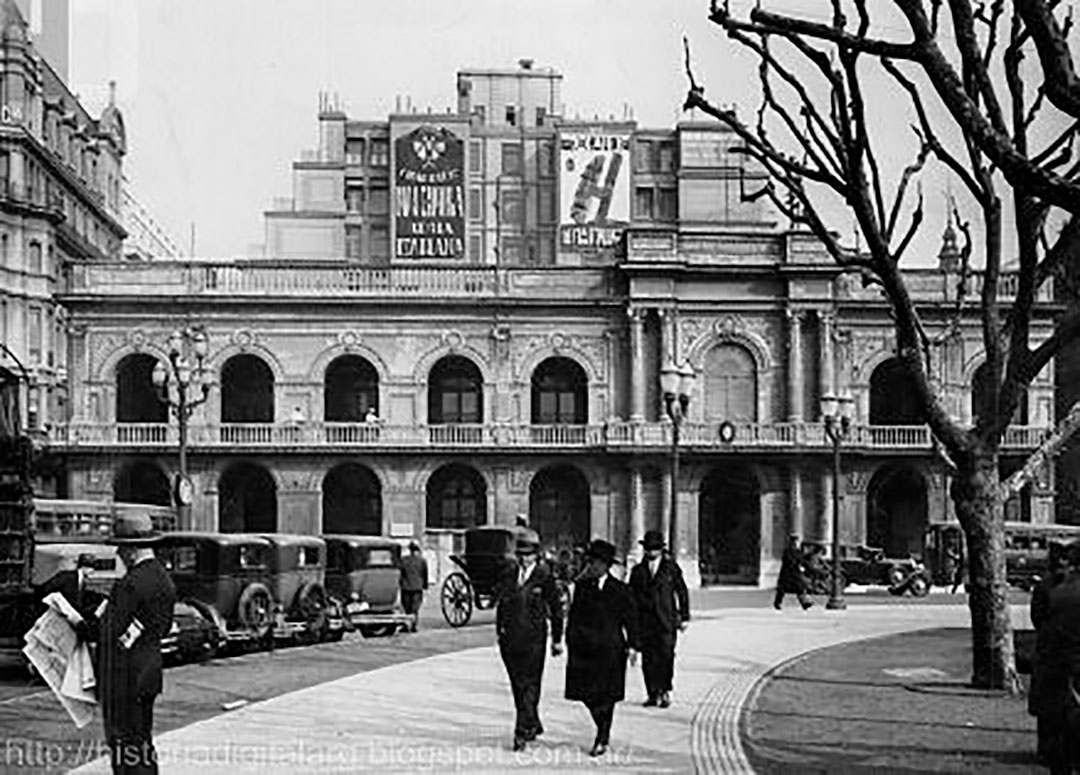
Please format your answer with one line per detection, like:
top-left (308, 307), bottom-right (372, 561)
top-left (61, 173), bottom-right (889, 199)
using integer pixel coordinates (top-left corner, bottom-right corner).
top-left (662, 467), bottom-right (673, 550)
top-left (817, 310), bottom-right (835, 413)
top-left (629, 467), bottom-right (645, 564)
top-left (787, 309), bottom-right (804, 421)
top-left (821, 467), bottom-right (834, 544)
top-left (629, 308), bottom-right (646, 421)
top-left (660, 308), bottom-right (675, 364)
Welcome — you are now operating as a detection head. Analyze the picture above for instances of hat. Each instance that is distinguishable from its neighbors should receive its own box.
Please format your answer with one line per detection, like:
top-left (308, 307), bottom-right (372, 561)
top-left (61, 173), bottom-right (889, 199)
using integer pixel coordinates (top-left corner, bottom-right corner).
top-left (515, 529), bottom-right (540, 555)
top-left (408, 541), bottom-right (421, 552)
top-left (584, 539), bottom-right (618, 566)
top-left (107, 512), bottom-right (163, 545)
top-left (640, 530), bottom-right (666, 551)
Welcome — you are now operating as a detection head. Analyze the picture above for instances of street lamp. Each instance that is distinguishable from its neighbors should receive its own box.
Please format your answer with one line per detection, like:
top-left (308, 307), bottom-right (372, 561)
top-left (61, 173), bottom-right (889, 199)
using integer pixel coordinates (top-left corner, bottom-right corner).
top-left (661, 361), bottom-right (695, 550)
top-left (822, 391), bottom-right (855, 611)
top-left (152, 327), bottom-right (211, 528)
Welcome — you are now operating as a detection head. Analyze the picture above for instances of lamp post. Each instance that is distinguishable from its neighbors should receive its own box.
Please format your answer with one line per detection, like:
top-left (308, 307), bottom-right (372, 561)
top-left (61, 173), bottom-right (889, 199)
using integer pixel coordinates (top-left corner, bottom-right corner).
top-left (822, 392), bottom-right (854, 611)
top-left (152, 327), bottom-right (210, 528)
top-left (660, 361), bottom-right (695, 551)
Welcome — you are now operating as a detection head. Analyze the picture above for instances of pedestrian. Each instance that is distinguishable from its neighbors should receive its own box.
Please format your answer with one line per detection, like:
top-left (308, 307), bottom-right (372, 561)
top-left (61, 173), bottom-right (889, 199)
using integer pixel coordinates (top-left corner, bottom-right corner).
top-left (399, 541), bottom-right (428, 632)
top-left (1030, 541), bottom-right (1070, 767)
top-left (495, 528), bottom-right (564, 752)
top-left (628, 529), bottom-right (689, 708)
top-left (565, 538), bottom-right (640, 758)
top-left (774, 533), bottom-right (813, 610)
top-left (945, 545), bottom-right (966, 594)
top-left (38, 552), bottom-right (108, 622)
top-left (94, 512), bottom-right (177, 775)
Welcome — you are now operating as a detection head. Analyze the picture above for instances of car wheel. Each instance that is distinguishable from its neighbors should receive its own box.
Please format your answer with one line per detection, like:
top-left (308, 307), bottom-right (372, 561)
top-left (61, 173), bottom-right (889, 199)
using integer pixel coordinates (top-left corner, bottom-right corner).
top-left (238, 583), bottom-right (274, 641)
top-left (909, 576), bottom-right (930, 597)
top-left (886, 565), bottom-right (908, 588)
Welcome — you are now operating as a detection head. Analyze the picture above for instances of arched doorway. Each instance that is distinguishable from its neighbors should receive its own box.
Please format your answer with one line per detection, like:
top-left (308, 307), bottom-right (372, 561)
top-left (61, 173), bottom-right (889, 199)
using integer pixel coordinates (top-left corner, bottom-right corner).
top-left (322, 463), bottom-right (382, 534)
top-left (866, 465), bottom-right (928, 557)
top-left (425, 464), bottom-right (486, 529)
top-left (221, 355), bottom-right (275, 423)
top-left (219, 462), bottom-right (277, 533)
top-left (324, 356), bottom-right (379, 422)
top-left (972, 362), bottom-right (1029, 425)
top-left (114, 461), bottom-right (171, 506)
top-left (702, 343), bottom-right (757, 421)
top-left (528, 464), bottom-right (590, 548)
top-left (869, 358), bottom-right (922, 424)
top-left (115, 354), bottom-right (167, 423)
top-left (428, 356), bottom-right (483, 424)
top-left (699, 465), bottom-right (760, 585)
top-left (530, 358), bottom-right (587, 424)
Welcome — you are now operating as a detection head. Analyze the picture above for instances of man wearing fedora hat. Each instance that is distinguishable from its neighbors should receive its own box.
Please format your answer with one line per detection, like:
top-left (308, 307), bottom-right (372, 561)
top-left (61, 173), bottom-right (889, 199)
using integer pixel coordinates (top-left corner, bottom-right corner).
top-left (495, 527), bottom-right (564, 752)
top-left (565, 538), bottom-right (640, 757)
top-left (94, 512), bottom-right (176, 775)
top-left (628, 529), bottom-right (690, 708)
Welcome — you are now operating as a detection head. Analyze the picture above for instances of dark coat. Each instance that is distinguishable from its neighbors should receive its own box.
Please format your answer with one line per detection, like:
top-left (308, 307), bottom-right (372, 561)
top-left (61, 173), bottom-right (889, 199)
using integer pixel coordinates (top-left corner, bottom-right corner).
top-left (36, 570), bottom-right (106, 624)
top-left (399, 553), bottom-right (429, 592)
top-left (628, 556), bottom-right (690, 636)
top-left (96, 557), bottom-right (176, 735)
top-left (496, 560), bottom-right (564, 653)
top-left (778, 544), bottom-right (807, 593)
top-left (1029, 573), bottom-right (1080, 718)
top-left (565, 574), bottom-right (639, 704)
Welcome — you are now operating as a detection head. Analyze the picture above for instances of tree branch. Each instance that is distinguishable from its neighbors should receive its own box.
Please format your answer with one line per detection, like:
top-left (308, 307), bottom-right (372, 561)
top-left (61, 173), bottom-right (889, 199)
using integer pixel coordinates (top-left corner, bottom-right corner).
top-left (1000, 400), bottom-right (1080, 498)
top-left (1015, 0), bottom-right (1080, 116)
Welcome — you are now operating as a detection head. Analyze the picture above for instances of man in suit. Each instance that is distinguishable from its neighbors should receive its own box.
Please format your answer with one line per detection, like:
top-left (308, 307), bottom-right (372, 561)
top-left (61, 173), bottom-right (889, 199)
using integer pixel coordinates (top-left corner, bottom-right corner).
top-left (565, 539), bottom-right (640, 758)
top-left (399, 542), bottom-right (428, 632)
top-left (495, 528), bottom-right (564, 752)
top-left (628, 530), bottom-right (690, 708)
top-left (94, 512), bottom-right (177, 775)
top-left (774, 533), bottom-right (813, 610)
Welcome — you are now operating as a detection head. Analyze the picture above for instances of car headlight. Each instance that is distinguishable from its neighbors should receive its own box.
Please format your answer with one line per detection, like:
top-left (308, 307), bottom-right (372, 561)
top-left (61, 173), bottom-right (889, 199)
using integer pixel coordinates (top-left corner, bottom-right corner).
top-left (350, 592), bottom-right (360, 602)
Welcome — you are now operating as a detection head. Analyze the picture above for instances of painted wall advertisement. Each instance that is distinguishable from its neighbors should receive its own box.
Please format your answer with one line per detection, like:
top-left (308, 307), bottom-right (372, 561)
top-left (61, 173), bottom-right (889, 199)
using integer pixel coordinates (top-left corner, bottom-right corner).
top-left (394, 126), bottom-right (466, 259)
top-left (559, 130), bottom-right (631, 250)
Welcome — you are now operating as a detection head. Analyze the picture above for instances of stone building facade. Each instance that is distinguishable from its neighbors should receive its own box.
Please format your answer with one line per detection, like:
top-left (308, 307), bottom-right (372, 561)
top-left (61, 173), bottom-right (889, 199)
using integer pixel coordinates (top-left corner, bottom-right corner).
top-left (52, 61), bottom-right (1061, 587)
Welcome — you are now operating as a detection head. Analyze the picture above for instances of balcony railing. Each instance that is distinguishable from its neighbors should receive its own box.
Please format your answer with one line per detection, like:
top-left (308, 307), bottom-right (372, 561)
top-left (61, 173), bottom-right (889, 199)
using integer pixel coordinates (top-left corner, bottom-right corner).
top-left (55, 421), bottom-right (1050, 451)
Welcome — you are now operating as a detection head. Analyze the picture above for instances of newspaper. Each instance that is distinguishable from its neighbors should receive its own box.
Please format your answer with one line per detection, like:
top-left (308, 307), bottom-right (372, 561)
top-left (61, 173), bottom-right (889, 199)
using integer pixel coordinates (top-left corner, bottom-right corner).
top-left (22, 597), bottom-right (98, 729)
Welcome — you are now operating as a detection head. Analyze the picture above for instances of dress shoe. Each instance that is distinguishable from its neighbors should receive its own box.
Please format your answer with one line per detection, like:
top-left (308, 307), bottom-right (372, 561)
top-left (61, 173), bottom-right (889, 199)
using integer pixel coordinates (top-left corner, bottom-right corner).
top-left (802, 601), bottom-right (814, 611)
top-left (643, 695), bottom-right (658, 707)
top-left (523, 724), bottom-right (543, 741)
top-left (773, 603), bottom-right (782, 611)
top-left (659, 692), bottom-right (671, 708)
top-left (513, 737), bottom-right (527, 752)
top-left (589, 742), bottom-right (607, 757)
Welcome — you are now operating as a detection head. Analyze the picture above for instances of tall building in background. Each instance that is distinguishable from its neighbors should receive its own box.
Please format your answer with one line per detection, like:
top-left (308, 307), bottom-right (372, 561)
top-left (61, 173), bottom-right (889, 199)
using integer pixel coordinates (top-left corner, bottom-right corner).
top-left (50, 60), bottom-right (1063, 588)
top-left (13, 0), bottom-right (68, 81)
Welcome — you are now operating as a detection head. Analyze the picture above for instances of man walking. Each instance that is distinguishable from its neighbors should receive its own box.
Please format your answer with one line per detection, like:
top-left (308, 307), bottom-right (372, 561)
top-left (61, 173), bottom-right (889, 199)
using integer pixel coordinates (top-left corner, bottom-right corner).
top-left (565, 539), bottom-right (639, 757)
top-left (628, 529), bottom-right (689, 708)
top-left (774, 533), bottom-right (813, 610)
top-left (496, 528), bottom-right (564, 752)
top-left (96, 512), bottom-right (176, 775)
top-left (399, 541), bottom-right (428, 632)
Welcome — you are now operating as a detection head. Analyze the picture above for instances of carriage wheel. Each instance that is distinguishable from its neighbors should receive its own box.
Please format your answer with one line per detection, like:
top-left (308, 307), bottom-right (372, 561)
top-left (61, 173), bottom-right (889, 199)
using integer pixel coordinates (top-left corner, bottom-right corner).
top-left (441, 572), bottom-right (473, 627)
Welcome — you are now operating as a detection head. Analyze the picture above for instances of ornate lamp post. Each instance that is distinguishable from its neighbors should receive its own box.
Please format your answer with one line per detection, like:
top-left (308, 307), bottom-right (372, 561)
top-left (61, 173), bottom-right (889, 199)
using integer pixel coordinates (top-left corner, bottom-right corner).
top-left (152, 327), bottom-right (210, 528)
top-left (822, 392), bottom-right (855, 611)
top-left (660, 361), bottom-right (696, 550)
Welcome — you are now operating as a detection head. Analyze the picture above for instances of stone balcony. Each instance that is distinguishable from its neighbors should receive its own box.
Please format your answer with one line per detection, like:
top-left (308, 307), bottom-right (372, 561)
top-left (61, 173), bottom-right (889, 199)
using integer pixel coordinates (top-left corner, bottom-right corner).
top-left (56, 421), bottom-right (1048, 453)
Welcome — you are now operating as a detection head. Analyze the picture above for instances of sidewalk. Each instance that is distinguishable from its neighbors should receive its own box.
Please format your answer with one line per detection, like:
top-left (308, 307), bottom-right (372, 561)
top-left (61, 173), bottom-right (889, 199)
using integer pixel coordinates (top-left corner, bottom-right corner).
top-left (68, 604), bottom-right (1030, 775)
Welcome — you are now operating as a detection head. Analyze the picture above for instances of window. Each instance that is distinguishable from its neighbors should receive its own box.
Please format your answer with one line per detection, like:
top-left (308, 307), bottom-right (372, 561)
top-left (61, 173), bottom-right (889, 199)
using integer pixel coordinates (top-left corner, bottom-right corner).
top-left (634, 187), bottom-right (655, 219)
top-left (429, 356), bottom-right (483, 424)
top-left (367, 549), bottom-right (394, 567)
top-left (469, 234), bottom-right (482, 262)
top-left (505, 105), bottom-right (517, 126)
top-left (45, 308), bottom-right (53, 367)
top-left (345, 226), bottom-right (362, 259)
top-left (538, 188), bottom-right (556, 225)
top-left (370, 225), bottom-right (390, 262)
top-left (369, 139), bottom-right (389, 167)
top-left (1, 233), bottom-right (8, 265)
top-left (535, 106), bottom-right (547, 127)
top-left (239, 545), bottom-right (267, 569)
top-left (469, 188), bottom-right (482, 221)
top-left (299, 546), bottom-right (320, 567)
top-left (0, 299), bottom-right (6, 344)
top-left (474, 105), bottom-right (486, 125)
top-left (345, 138), bottom-right (365, 165)
top-left (659, 141), bottom-right (676, 172)
top-left (500, 236), bottom-right (522, 264)
top-left (537, 142), bottom-right (555, 178)
top-left (703, 344), bottom-right (757, 422)
top-left (633, 140), bottom-right (653, 173)
top-left (500, 189), bottom-right (523, 227)
top-left (368, 187), bottom-right (389, 216)
top-left (501, 143), bottom-right (523, 176)
top-left (531, 358), bottom-right (588, 424)
top-left (29, 306), bottom-right (42, 363)
top-left (658, 187), bottom-right (678, 221)
top-left (164, 547), bottom-right (197, 573)
top-left (346, 187), bottom-right (364, 212)
top-left (469, 141), bottom-right (481, 174)
top-left (28, 241), bottom-right (42, 274)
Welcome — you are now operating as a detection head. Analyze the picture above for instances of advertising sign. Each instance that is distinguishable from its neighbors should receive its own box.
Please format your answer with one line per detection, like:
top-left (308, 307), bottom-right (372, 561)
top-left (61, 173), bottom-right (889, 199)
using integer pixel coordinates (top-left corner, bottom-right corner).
top-left (394, 126), bottom-right (466, 259)
top-left (559, 130), bottom-right (631, 250)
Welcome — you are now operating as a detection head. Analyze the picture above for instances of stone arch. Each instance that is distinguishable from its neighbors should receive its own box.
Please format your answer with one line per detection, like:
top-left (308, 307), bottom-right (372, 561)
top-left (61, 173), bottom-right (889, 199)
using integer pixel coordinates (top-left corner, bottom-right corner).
top-left (322, 462), bottom-right (383, 535)
top-left (220, 353), bottom-right (276, 423)
top-left (853, 346), bottom-right (898, 386)
top-left (866, 464), bottom-right (929, 558)
top-left (307, 342), bottom-right (389, 384)
top-left (115, 353), bottom-right (167, 423)
top-left (113, 460), bottom-right (171, 507)
top-left (414, 458), bottom-right (494, 495)
top-left (698, 462), bottom-right (763, 585)
top-left (412, 342), bottom-right (492, 385)
top-left (530, 356), bottom-right (589, 424)
top-left (324, 354), bottom-right (381, 422)
top-left (218, 461), bottom-right (278, 533)
top-left (95, 342), bottom-right (171, 384)
top-left (516, 345), bottom-right (600, 385)
top-left (869, 357), bottom-right (923, 425)
top-left (425, 462), bottom-right (488, 530)
top-left (210, 341), bottom-right (286, 384)
top-left (528, 463), bottom-right (591, 548)
top-left (686, 331), bottom-right (772, 423)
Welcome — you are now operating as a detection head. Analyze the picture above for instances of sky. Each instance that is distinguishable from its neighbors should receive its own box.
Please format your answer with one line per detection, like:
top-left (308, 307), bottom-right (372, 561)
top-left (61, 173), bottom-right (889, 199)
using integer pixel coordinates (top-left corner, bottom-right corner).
top-left (63, 0), bottom-right (1051, 263)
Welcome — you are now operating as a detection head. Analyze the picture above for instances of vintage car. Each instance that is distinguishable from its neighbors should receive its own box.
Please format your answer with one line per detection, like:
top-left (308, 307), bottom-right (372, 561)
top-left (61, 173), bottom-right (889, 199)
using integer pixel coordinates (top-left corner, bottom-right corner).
top-left (804, 542), bottom-right (931, 597)
top-left (156, 532), bottom-right (279, 647)
top-left (162, 600), bottom-right (222, 664)
top-left (441, 526), bottom-right (520, 627)
top-left (323, 535), bottom-right (414, 637)
top-left (259, 534), bottom-right (344, 642)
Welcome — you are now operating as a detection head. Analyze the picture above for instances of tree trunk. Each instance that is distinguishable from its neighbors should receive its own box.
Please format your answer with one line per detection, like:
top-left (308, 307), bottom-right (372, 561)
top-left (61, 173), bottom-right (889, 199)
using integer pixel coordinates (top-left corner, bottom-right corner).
top-left (950, 449), bottom-right (1021, 693)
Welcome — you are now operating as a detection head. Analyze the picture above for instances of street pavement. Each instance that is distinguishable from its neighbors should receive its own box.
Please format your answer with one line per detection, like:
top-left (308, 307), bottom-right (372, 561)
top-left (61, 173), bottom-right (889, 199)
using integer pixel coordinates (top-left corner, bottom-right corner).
top-left (64, 601), bottom-right (1034, 775)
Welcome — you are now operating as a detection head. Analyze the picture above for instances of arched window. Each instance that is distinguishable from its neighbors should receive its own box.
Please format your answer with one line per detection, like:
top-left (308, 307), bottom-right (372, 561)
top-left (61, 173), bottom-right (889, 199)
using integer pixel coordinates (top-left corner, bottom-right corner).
top-left (322, 463), bottom-right (382, 534)
top-left (324, 356), bottom-right (379, 422)
top-left (869, 358), bottom-right (922, 425)
top-left (531, 357), bottom-right (587, 424)
top-left (528, 465), bottom-right (590, 546)
top-left (426, 464), bottom-right (486, 529)
top-left (218, 463), bottom-right (277, 533)
top-left (428, 356), bottom-right (482, 424)
top-left (116, 354), bottom-right (166, 423)
top-left (114, 461), bottom-right (171, 506)
top-left (221, 355), bottom-right (274, 423)
top-left (703, 344), bottom-right (756, 422)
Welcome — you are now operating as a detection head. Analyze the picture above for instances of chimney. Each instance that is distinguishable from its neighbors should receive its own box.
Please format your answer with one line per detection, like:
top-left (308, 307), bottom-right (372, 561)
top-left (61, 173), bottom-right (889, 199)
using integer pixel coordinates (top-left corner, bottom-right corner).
top-left (518, 58), bottom-right (534, 70)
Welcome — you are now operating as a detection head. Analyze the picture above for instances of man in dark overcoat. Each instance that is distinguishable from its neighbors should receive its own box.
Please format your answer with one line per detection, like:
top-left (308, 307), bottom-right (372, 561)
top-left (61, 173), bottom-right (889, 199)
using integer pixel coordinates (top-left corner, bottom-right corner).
top-left (774, 533), bottom-right (813, 610)
top-left (93, 512), bottom-right (177, 775)
top-left (399, 542), bottom-right (428, 632)
top-left (1030, 541), bottom-right (1070, 768)
top-left (628, 529), bottom-right (689, 708)
top-left (565, 539), bottom-right (640, 758)
top-left (495, 528), bottom-right (564, 752)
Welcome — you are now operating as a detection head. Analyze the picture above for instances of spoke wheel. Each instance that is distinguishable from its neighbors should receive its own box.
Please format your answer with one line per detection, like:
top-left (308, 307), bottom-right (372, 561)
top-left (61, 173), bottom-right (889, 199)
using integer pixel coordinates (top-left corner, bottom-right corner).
top-left (441, 572), bottom-right (473, 627)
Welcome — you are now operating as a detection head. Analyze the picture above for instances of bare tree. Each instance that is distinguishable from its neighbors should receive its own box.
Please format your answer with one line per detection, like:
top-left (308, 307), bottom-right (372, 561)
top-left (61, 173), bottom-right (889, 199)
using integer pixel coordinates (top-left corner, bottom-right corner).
top-left (685, 0), bottom-right (1080, 691)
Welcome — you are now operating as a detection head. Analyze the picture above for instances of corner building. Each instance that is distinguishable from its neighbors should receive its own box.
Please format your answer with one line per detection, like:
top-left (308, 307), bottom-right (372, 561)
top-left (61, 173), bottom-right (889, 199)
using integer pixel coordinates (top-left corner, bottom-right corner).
top-left (57, 61), bottom-right (1060, 588)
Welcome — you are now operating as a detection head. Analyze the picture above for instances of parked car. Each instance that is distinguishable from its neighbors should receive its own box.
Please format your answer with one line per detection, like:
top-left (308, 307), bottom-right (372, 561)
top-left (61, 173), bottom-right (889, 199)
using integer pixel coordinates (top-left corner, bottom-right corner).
top-left (324, 535), bottom-right (414, 637)
top-left (156, 532), bottom-right (278, 648)
top-left (804, 542), bottom-right (930, 597)
top-left (162, 600), bottom-right (221, 664)
top-left (259, 534), bottom-right (343, 642)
